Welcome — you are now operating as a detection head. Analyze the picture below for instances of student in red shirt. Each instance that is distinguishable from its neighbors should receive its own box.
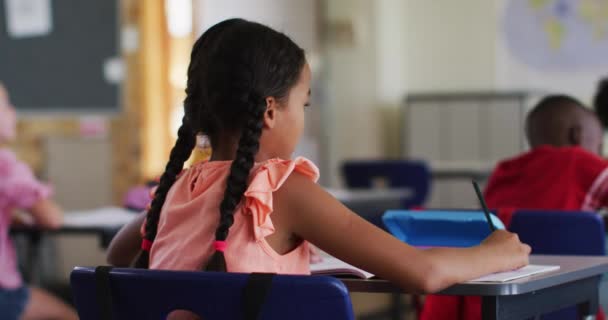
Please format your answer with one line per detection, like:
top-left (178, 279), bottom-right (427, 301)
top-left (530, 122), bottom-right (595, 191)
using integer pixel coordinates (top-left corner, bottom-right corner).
top-left (421, 95), bottom-right (607, 320)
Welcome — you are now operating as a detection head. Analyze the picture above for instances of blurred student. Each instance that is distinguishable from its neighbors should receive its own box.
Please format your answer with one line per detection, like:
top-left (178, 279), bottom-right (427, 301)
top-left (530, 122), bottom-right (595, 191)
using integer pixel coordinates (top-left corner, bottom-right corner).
top-left (0, 84), bottom-right (77, 320)
top-left (422, 95), bottom-right (606, 320)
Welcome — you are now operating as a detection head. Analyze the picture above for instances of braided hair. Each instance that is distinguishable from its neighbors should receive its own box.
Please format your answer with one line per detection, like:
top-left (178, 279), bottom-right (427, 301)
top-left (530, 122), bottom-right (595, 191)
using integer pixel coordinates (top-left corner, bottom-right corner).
top-left (134, 19), bottom-right (242, 268)
top-left (135, 19), bottom-right (306, 271)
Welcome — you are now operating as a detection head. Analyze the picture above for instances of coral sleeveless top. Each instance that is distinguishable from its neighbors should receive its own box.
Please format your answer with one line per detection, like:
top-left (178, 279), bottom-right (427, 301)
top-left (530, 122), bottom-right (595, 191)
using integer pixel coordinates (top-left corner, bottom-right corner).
top-left (149, 157), bottom-right (319, 274)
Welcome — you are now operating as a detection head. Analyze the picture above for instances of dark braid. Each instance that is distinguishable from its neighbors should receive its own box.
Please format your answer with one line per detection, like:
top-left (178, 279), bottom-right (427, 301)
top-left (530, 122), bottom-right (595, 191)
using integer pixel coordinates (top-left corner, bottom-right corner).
top-left (134, 116), bottom-right (195, 268)
top-left (205, 94), bottom-right (265, 271)
top-left (133, 20), bottom-right (241, 268)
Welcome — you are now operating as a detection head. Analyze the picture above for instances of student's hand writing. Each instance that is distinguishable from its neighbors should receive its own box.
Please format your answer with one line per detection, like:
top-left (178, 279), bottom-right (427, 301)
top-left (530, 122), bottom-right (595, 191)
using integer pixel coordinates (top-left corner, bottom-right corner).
top-left (480, 230), bottom-right (531, 271)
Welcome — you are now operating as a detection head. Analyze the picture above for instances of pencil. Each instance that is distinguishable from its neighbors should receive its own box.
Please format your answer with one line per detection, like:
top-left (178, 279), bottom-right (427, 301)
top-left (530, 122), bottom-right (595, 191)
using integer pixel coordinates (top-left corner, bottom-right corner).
top-left (472, 180), bottom-right (496, 232)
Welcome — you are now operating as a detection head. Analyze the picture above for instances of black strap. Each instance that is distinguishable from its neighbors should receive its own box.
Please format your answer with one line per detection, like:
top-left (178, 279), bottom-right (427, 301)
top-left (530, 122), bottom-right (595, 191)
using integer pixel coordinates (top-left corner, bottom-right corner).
top-left (94, 266), bottom-right (114, 320)
top-left (242, 273), bottom-right (275, 320)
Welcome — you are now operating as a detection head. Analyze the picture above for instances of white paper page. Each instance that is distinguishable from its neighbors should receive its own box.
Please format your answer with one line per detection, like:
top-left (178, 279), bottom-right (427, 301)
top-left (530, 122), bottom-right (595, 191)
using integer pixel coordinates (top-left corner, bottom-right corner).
top-left (469, 265), bottom-right (560, 283)
top-left (5, 0), bottom-right (52, 38)
top-left (63, 207), bottom-right (137, 228)
top-left (310, 256), bottom-right (374, 279)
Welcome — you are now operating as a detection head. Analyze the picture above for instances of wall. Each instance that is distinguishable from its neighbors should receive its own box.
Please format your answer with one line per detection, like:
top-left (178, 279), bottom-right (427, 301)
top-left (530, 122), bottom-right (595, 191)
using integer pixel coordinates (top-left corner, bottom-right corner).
top-left (403, 0), bottom-right (606, 101)
top-left (195, 0), bottom-right (318, 51)
top-left (404, 0), bottom-right (498, 92)
top-left (192, 1), bottom-right (606, 187)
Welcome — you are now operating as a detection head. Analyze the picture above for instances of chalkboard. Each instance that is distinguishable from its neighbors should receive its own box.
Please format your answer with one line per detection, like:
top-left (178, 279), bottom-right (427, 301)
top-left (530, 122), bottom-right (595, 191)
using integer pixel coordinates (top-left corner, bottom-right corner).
top-left (0, 0), bottom-right (119, 113)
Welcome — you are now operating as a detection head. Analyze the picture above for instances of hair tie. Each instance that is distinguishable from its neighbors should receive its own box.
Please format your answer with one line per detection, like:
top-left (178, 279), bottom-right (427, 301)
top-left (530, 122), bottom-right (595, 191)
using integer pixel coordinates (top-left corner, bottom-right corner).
top-left (213, 240), bottom-right (227, 252)
top-left (141, 239), bottom-right (153, 251)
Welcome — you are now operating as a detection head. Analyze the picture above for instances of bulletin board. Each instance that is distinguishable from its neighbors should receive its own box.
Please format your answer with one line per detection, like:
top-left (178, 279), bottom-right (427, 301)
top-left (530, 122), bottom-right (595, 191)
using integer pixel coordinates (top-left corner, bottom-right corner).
top-left (0, 0), bottom-right (119, 113)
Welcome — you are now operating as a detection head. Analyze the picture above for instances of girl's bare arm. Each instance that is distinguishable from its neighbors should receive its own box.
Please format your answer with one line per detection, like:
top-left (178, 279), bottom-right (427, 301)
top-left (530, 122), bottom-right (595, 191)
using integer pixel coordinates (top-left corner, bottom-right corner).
top-left (275, 173), bottom-right (530, 293)
top-left (28, 199), bottom-right (63, 229)
top-left (106, 211), bottom-right (146, 267)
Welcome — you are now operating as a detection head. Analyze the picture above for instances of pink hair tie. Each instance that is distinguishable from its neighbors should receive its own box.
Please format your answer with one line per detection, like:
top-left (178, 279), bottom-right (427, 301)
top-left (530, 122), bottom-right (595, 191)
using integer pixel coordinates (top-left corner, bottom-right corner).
top-left (141, 239), bottom-right (153, 251)
top-left (213, 240), bottom-right (227, 252)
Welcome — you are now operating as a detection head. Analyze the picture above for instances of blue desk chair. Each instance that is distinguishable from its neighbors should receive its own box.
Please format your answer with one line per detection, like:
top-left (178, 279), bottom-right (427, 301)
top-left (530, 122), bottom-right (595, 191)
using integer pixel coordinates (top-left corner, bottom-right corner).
top-left (509, 210), bottom-right (605, 255)
top-left (509, 210), bottom-right (605, 319)
top-left (70, 267), bottom-right (354, 320)
top-left (341, 160), bottom-right (431, 209)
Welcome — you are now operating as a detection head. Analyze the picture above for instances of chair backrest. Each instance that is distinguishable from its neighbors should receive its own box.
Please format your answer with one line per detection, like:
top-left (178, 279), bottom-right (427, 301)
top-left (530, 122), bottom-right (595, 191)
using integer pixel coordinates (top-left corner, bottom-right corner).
top-left (70, 267), bottom-right (354, 320)
top-left (508, 210), bottom-right (605, 319)
top-left (341, 160), bottom-right (431, 209)
top-left (509, 210), bottom-right (605, 256)
top-left (382, 210), bottom-right (505, 247)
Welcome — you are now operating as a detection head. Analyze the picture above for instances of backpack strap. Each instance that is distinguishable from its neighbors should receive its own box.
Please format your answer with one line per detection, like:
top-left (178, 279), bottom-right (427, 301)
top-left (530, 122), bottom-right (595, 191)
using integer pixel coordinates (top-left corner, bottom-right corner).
top-left (94, 266), bottom-right (114, 320)
top-left (242, 273), bottom-right (275, 320)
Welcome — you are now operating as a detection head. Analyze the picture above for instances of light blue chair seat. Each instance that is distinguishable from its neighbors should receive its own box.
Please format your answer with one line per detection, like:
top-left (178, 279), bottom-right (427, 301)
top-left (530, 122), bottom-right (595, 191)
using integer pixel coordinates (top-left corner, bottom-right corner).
top-left (382, 210), bottom-right (505, 247)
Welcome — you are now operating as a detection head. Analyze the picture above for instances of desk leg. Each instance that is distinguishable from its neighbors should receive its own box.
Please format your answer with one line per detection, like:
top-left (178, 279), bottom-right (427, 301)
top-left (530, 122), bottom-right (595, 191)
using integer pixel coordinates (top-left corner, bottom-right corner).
top-left (24, 232), bottom-right (42, 285)
top-left (577, 279), bottom-right (599, 320)
top-left (481, 296), bottom-right (498, 320)
top-left (578, 299), bottom-right (598, 320)
top-left (390, 293), bottom-right (404, 320)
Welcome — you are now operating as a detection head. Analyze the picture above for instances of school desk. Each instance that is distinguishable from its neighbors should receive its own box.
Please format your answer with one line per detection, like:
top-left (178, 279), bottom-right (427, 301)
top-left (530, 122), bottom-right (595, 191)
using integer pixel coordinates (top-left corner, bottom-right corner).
top-left (11, 207), bottom-right (136, 283)
top-left (341, 255), bottom-right (608, 320)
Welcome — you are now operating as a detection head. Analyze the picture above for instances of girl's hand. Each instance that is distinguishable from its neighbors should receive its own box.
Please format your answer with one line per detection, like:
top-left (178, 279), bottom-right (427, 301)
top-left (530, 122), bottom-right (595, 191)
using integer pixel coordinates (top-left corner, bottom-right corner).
top-left (481, 230), bottom-right (531, 271)
top-left (11, 210), bottom-right (35, 227)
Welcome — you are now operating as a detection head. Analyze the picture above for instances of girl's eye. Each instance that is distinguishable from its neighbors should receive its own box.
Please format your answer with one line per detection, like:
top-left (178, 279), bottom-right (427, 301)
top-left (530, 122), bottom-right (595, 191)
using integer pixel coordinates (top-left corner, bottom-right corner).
top-left (304, 102), bottom-right (311, 108)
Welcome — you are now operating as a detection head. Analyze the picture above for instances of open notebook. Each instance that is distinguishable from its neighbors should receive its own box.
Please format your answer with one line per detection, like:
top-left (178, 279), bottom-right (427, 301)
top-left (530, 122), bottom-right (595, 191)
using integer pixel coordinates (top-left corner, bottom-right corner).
top-left (310, 257), bottom-right (374, 279)
top-left (311, 256), bottom-right (559, 282)
top-left (468, 264), bottom-right (560, 283)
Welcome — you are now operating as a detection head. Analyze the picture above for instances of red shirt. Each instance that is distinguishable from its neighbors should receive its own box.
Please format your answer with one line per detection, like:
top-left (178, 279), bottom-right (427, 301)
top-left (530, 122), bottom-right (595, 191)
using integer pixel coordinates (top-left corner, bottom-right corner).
top-left (422, 146), bottom-right (608, 320)
top-left (485, 145), bottom-right (608, 219)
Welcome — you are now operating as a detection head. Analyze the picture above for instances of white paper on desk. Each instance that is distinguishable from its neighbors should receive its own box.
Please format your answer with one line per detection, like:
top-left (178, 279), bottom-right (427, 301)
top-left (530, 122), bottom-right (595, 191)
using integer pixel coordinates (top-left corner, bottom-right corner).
top-left (5, 0), bottom-right (52, 38)
top-left (63, 207), bottom-right (136, 228)
top-left (469, 265), bottom-right (560, 283)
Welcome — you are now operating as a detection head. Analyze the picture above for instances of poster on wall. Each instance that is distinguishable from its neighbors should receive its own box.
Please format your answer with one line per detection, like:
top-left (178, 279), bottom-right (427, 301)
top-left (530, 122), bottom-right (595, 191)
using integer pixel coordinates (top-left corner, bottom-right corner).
top-left (4, 0), bottom-right (52, 38)
top-left (496, 0), bottom-right (608, 101)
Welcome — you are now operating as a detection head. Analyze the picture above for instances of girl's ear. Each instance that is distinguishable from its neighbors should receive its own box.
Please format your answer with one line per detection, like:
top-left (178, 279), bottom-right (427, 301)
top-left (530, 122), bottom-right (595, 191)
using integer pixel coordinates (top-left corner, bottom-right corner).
top-left (263, 97), bottom-right (278, 129)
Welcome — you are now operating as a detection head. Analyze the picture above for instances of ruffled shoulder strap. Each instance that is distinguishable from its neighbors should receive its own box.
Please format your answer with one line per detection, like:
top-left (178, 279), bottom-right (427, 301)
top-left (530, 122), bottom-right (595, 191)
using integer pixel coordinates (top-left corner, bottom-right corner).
top-left (243, 157), bottom-right (319, 240)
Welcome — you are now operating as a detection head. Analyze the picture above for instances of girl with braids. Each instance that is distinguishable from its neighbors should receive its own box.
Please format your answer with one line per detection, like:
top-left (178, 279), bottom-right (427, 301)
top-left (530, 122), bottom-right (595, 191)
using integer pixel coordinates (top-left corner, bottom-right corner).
top-left (108, 18), bottom-right (530, 293)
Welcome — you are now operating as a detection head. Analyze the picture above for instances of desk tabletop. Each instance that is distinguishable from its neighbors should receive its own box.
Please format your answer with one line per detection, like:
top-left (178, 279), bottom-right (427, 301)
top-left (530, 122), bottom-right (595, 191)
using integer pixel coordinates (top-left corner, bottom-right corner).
top-left (12, 207), bottom-right (136, 234)
top-left (341, 255), bottom-right (608, 296)
top-left (328, 188), bottom-right (412, 202)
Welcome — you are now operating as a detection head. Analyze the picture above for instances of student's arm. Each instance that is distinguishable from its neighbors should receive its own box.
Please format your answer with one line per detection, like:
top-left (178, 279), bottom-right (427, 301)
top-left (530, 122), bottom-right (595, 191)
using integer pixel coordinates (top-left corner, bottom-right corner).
top-left (106, 211), bottom-right (146, 267)
top-left (28, 199), bottom-right (63, 230)
top-left (276, 173), bottom-right (530, 293)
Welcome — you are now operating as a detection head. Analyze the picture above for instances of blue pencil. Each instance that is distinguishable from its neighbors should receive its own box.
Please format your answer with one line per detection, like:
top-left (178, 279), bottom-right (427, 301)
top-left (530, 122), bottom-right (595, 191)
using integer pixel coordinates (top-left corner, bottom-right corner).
top-left (472, 180), bottom-right (496, 232)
